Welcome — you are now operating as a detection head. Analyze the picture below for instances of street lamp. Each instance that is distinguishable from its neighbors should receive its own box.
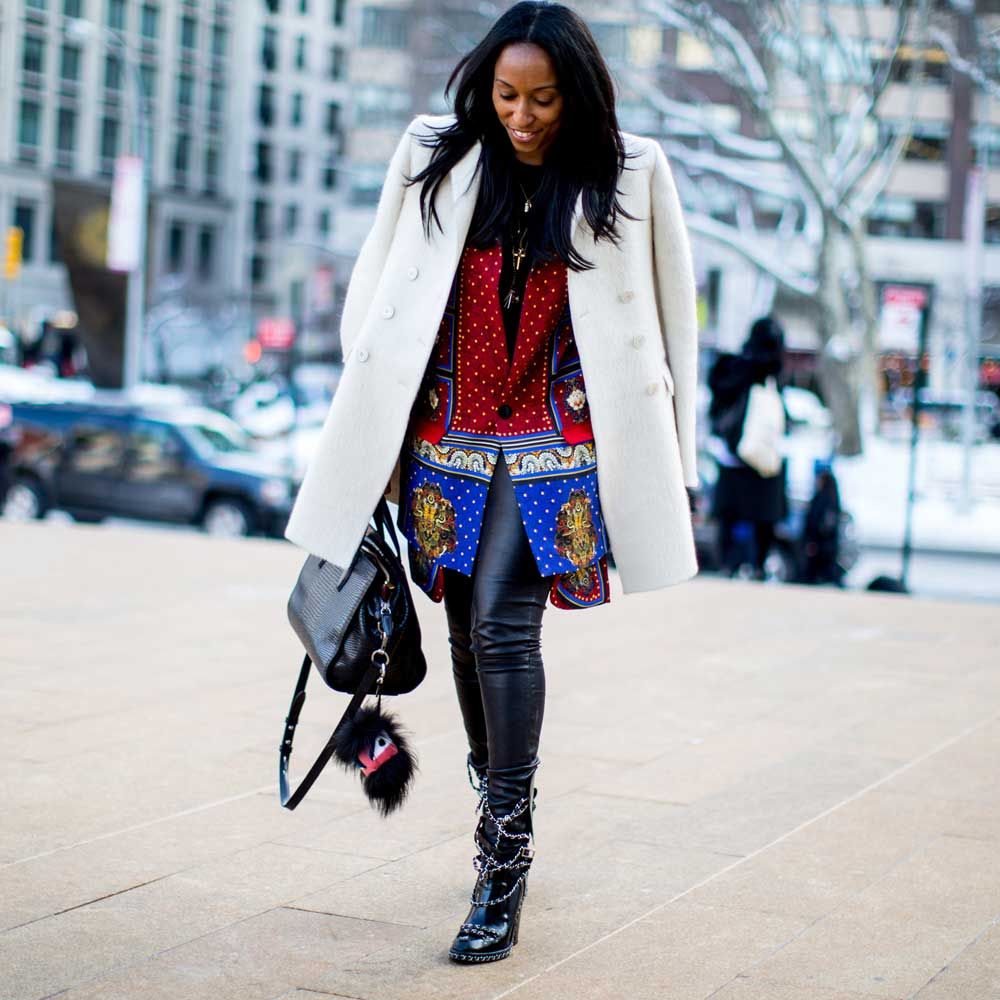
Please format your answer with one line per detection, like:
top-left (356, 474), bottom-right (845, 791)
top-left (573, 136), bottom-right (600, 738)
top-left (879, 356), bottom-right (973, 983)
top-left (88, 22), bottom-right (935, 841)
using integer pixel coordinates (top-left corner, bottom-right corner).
top-left (66, 18), bottom-right (149, 392)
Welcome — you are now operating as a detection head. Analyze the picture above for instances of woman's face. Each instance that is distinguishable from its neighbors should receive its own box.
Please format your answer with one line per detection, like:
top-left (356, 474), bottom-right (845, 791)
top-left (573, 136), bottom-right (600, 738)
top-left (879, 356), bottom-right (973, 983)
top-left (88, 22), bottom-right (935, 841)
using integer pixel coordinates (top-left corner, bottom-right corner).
top-left (492, 42), bottom-right (563, 165)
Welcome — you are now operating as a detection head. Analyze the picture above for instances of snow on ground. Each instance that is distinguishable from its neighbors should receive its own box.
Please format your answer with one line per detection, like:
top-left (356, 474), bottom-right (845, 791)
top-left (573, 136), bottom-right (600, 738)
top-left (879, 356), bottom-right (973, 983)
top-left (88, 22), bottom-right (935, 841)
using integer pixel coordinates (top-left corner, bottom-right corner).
top-left (833, 434), bottom-right (1000, 555)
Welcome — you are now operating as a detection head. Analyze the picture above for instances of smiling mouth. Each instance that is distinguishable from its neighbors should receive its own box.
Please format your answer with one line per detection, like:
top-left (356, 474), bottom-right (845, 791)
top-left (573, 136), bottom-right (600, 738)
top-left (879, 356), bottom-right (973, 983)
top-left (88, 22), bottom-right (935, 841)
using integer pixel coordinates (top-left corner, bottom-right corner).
top-left (510, 127), bottom-right (539, 141)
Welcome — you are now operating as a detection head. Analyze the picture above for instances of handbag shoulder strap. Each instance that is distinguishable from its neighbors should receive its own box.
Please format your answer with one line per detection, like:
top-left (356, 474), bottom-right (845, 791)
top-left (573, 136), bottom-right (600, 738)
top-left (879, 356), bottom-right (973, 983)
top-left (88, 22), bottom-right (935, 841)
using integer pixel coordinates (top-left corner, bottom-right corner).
top-left (278, 655), bottom-right (381, 810)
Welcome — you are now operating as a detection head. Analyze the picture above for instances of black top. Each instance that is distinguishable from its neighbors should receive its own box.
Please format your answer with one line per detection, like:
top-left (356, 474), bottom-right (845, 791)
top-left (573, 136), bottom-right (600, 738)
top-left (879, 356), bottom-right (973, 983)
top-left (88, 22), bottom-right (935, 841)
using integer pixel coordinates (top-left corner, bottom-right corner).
top-left (498, 158), bottom-right (546, 361)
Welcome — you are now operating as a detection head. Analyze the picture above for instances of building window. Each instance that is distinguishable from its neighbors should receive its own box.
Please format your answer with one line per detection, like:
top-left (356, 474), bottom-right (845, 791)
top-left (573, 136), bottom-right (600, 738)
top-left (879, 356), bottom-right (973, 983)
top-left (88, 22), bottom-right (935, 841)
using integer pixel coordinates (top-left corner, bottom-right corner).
top-left (23, 36), bottom-right (45, 75)
top-left (900, 122), bottom-right (949, 163)
top-left (317, 208), bottom-right (331, 236)
top-left (26, 0), bottom-right (47, 10)
top-left (324, 101), bottom-right (340, 136)
top-left (972, 125), bottom-right (1000, 169)
top-left (986, 206), bottom-right (1000, 245)
top-left (331, 0), bottom-right (345, 25)
top-left (177, 72), bottom-right (194, 110)
top-left (360, 7), bottom-right (409, 49)
top-left (294, 35), bottom-right (307, 70)
top-left (290, 91), bottom-right (304, 127)
top-left (322, 151), bottom-right (336, 190)
top-left (211, 24), bottom-right (227, 58)
top-left (56, 107), bottom-right (77, 155)
top-left (352, 85), bottom-right (409, 128)
top-left (59, 44), bottom-right (82, 81)
top-left (141, 5), bottom-right (159, 39)
top-left (866, 196), bottom-right (945, 240)
top-left (18, 100), bottom-right (41, 149)
top-left (250, 255), bottom-right (266, 286)
top-left (166, 222), bottom-right (185, 273)
top-left (197, 226), bottom-right (215, 279)
top-left (328, 43), bottom-right (344, 79)
top-left (258, 84), bottom-right (275, 126)
top-left (261, 26), bottom-right (277, 71)
top-left (284, 203), bottom-right (299, 235)
top-left (64, 0), bottom-right (83, 15)
top-left (287, 148), bottom-right (302, 182)
top-left (204, 145), bottom-right (219, 194)
top-left (50, 213), bottom-right (63, 264)
top-left (208, 78), bottom-right (224, 115)
top-left (264, 0), bottom-right (280, 12)
top-left (13, 202), bottom-right (36, 263)
top-left (100, 115), bottom-right (119, 161)
top-left (139, 63), bottom-right (156, 99)
top-left (252, 199), bottom-right (270, 241)
top-left (299, 0), bottom-right (307, 12)
top-left (104, 53), bottom-right (122, 90)
top-left (180, 14), bottom-right (196, 49)
top-left (107, 0), bottom-right (126, 31)
top-left (173, 134), bottom-right (191, 186)
top-left (255, 141), bottom-right (272, 183)
top-left (349, 168), bottom-right (383, 207)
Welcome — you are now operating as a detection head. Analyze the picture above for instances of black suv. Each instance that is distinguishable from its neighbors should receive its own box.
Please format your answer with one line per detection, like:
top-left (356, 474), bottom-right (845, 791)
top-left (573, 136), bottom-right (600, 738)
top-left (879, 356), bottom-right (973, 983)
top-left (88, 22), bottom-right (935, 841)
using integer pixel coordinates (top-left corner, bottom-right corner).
top-left (2, 398), bottom-right (297, 537)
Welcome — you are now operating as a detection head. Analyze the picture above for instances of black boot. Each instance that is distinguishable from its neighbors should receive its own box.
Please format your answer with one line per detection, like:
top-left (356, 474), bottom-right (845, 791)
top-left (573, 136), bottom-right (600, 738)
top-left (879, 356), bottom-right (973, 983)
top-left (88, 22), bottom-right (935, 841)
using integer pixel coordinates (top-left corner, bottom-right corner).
top-left (449, 760), bottom-right (537, 964)
top-left (467, 752), bottom-right (489, 797)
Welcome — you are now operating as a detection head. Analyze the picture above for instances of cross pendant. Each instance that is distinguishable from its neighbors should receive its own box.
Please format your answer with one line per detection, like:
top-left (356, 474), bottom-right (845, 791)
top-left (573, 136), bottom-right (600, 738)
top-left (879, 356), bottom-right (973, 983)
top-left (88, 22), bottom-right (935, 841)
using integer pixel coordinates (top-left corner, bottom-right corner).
top-left (512, 245), bottom-right (526, 271)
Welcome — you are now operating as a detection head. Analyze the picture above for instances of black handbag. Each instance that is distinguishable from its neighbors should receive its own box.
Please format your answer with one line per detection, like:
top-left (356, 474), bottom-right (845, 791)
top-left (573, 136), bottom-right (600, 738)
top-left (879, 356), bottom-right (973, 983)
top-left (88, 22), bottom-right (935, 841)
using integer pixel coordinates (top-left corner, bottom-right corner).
top-left (279, 497), bottom-right (426, 814)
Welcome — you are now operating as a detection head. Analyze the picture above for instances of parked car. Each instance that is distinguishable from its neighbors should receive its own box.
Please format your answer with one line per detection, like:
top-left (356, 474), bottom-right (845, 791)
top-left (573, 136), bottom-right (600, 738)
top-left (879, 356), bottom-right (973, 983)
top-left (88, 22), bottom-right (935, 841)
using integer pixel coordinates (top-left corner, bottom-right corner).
top-left (2, 398), bottom-right (297, 538)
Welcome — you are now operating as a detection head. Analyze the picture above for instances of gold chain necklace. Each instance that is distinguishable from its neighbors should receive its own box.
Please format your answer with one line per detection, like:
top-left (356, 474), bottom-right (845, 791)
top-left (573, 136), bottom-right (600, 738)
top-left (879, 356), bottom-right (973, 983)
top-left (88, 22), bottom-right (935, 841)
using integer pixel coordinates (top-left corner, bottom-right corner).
top-left (502, 180), bottom-right (535, 310)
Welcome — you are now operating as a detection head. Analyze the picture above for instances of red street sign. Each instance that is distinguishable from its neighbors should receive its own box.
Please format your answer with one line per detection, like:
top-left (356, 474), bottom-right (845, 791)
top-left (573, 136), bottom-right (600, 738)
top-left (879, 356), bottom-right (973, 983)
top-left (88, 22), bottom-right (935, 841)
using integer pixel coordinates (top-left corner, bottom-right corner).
top-left (256, 317), bottom-right (296, 351)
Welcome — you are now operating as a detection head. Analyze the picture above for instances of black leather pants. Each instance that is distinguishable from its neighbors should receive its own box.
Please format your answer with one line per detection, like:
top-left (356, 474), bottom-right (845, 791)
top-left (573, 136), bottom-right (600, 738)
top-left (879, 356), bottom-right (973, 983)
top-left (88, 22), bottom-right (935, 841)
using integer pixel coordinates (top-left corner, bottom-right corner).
top-left (442, 455), bottom-right (551, 803)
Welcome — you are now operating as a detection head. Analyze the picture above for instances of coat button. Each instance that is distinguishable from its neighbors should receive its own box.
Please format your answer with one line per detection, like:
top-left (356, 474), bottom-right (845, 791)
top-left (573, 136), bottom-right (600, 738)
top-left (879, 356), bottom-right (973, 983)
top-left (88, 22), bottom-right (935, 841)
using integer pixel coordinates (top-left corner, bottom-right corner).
top-left (381, 304), bottom-right (395, 319)
top-left (645, 381), bottom-right (658, 396)
top-left (618, 290), bottom-right (635, 303)
top-left (357, 347), bottom-right (370, 363)
top-left (406, 265), bottom-right (419, 280)
top-left (497, 403), bottom-right (512, 419)
top-left (630, 334), bottom-right (646, 349)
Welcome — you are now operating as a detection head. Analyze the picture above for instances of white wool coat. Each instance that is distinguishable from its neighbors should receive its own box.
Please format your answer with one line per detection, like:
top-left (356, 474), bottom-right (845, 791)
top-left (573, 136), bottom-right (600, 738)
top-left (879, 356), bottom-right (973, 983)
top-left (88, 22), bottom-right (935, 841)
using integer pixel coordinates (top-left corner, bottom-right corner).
top-left (285, 113), bottom-right (700, 593)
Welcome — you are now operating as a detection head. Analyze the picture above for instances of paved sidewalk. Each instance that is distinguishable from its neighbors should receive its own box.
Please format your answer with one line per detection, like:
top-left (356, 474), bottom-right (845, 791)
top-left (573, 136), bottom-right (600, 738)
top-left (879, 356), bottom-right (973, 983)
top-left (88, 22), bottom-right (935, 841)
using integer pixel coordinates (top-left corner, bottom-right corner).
top-left (2, 521), bottom-right (1000, 1000)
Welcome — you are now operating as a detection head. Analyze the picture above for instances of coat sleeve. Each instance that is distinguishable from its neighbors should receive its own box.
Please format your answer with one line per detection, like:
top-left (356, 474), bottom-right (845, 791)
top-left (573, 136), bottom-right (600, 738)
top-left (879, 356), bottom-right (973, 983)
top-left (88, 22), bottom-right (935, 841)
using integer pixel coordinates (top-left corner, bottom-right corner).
top-left (649, 140), bottom-right (700, 490)
top-left (338, 116), bottom-right (418, 362)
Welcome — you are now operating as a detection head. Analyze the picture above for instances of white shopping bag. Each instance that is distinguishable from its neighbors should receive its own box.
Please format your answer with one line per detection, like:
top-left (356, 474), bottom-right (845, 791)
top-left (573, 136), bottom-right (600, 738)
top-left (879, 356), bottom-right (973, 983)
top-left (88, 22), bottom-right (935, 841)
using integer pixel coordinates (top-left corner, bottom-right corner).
top-left (736, 376), bottom-right (785, 477)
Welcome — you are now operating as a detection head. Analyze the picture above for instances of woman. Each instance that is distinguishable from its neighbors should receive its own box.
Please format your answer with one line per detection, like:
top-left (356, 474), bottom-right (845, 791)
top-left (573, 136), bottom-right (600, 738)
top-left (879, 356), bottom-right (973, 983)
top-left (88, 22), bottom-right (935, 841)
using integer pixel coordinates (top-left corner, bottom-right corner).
top-left (286, 0), bottom-right (699, 963)
top-left (707, 316), bottom-right (789, 578)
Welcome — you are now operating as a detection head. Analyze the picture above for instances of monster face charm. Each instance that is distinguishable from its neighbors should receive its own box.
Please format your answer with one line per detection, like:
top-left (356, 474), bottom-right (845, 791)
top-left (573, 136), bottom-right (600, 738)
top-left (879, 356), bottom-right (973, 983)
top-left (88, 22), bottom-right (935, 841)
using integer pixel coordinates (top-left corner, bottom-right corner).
top-left (357, 731), bottom-right (399, 776)
top-left (332, 705), bottom-right (416, 816)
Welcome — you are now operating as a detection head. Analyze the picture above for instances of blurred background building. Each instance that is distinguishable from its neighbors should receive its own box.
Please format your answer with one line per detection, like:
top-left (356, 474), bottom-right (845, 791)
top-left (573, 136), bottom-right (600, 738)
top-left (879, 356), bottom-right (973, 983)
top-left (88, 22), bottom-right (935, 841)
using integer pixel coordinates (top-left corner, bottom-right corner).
top-left (0, 0), bottom-right (998, 395)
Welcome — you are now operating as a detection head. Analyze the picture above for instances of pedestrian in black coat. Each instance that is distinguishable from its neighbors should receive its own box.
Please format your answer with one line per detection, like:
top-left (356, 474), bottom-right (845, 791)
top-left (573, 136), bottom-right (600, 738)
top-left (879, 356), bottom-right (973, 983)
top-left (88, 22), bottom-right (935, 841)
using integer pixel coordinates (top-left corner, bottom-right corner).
top-left (801, 465), bottom-right (844, 586)
top-left (707, 316), bottom-right (790, 578)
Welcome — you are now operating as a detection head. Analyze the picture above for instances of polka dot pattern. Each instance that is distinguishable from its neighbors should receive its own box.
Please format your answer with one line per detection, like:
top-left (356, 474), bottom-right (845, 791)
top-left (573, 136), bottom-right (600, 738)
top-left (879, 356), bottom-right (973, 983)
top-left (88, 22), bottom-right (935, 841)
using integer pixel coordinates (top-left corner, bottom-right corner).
top-left (396, 239), bottom-right (611, 610)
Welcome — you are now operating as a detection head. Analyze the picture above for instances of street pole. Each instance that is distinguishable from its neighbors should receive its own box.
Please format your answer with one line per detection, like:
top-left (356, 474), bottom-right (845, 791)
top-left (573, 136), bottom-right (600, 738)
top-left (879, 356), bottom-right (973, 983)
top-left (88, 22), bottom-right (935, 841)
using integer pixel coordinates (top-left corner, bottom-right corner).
top-left (122, 50), bottom-right (148, 391)
top-left (900, 300), bottom-right (930, 591)
top-left (67, 19), bottom-right (148, 391)
top-left (122, 53), bottom-right (150, 390)
top-left (959, 160), bottom-right (985, 512)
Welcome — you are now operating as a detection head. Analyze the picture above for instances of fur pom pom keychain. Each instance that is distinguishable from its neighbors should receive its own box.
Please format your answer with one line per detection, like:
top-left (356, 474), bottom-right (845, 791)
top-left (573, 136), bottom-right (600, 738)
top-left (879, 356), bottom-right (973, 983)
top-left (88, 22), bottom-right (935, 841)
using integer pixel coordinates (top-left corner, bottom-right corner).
top-left (332, 698), bottom-right (417, 816)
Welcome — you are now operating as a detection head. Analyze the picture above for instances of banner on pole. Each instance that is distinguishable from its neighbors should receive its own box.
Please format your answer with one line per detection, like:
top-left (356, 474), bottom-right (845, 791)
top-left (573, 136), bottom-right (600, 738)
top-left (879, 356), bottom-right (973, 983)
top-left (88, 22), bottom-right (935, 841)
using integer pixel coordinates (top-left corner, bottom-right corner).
top-left (107, 155), bottom-right (144, 273)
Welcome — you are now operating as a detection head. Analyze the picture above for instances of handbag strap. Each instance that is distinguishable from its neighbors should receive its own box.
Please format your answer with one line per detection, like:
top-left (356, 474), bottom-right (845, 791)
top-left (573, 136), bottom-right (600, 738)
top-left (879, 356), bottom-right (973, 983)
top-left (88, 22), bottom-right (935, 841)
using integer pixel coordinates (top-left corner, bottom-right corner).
top-left (280, 496), bottom-right (400, 809)
top-left (373, 496), bottom-right (400, 559)
top-left (278, 654), bottom-right (382, 810)
top-left (335, 496), bottom-right (400, 591)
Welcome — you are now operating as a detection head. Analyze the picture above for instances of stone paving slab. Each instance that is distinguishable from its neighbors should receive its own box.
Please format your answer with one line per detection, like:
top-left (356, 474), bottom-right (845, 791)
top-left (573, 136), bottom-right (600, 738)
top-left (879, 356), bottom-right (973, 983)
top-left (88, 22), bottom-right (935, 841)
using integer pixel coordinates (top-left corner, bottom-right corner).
top-left (2, 521), bottom-right (1000, 1000)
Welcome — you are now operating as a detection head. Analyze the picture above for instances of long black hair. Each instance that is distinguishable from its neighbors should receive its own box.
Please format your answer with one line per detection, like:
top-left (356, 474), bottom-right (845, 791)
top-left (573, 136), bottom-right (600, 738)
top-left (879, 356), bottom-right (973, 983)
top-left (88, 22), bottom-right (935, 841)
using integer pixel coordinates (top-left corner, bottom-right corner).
top-left (405, 0), bottom-right (640, 272)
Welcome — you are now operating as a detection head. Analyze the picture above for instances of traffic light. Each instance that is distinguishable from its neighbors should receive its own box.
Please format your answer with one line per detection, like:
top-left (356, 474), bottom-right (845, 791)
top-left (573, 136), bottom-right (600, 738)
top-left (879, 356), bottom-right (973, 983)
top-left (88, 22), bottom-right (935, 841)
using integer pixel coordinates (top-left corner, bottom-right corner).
top-left (4, 227), bottom-right (23, 280)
